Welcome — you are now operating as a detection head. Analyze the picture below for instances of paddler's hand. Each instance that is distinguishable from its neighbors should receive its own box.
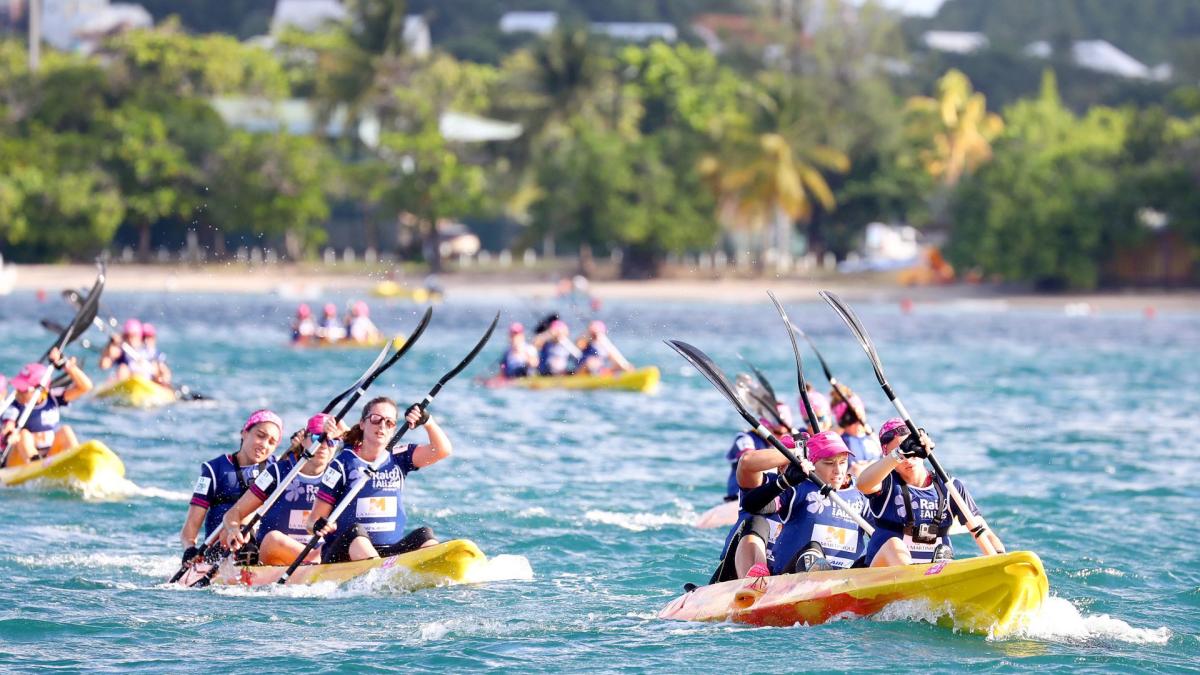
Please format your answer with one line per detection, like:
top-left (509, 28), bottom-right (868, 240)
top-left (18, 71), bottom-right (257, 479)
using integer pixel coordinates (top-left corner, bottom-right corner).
top-left (308, 517), bottom-right (336, 538)
top-left (324, 416), bottom-right (349, 440)
top-left (181, 545), bottom-right (199, 564)
top-left (777, 460), bottom-right (812, 489)
top-left (404, 404), bottom-right (430, 429)
top-left (219, 520), bottom-right (247, 551)
top-left (898, 428), bottom-right (934, 459)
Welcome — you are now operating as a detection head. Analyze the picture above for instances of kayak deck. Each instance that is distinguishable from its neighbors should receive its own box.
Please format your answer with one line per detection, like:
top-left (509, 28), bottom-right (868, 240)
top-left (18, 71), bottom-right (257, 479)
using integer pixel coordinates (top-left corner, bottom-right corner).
top-left (485, 366), bottom-right (660, 393)
top-left (93, 375), bottom-right (177, 408)
top-left (195, 539), bottom-right (487, 589)
top-left (659, 551), bottom-right (1048, 637)
top-left (290, 335), bottom-right (406, 350)
top-left (0, 441), bottom-right (126, 487)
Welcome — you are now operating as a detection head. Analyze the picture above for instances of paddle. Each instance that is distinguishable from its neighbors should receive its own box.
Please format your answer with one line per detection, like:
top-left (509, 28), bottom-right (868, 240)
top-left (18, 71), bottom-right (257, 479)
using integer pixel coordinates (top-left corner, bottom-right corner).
top-left (818, 290), bottom-right (999, 555)
top-left (276, 311), bottom-right (500, 585)
top-left (0, 265), bottom-right (105, 466)
top-left (665, 339), bottom-right (874, 535)
top-left (734, 354), bottom-right (788, 430)
top-left (766, 291), bottom-right (823, 435)
top-left (169, 311), bottom-right (432, 586)
top-left (771, 308), bottom-right (864, 430)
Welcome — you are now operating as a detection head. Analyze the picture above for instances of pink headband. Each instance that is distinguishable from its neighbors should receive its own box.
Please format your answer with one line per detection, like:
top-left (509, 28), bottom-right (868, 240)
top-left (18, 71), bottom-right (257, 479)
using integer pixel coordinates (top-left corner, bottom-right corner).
top-left (242, 409), bottom-right (283, 434)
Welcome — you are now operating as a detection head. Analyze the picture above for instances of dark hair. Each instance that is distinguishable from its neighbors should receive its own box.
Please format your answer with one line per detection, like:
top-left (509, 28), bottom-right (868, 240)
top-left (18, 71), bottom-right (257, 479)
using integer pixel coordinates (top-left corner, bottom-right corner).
top-left (342, 396), bottom-right (397, 448)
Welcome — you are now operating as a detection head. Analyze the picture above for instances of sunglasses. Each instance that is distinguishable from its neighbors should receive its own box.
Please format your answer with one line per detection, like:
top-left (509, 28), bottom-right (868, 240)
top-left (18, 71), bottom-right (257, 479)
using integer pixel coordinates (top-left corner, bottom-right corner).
top-left (309, 433), bottom-right (343, 448)
top-left (365, 413), bottom-right (398, 429)
top-left (879, 428), bottom-right (911, 445)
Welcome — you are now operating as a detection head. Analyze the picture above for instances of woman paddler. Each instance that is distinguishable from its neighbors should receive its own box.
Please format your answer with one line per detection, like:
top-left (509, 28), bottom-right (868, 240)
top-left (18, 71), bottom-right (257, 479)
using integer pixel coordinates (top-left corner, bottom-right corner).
top-left (830, 385), bottom-right (881, 476)
top-left (307, 397), bottom-right (452, 563)
top-left (218, 413), bottom-right (347, 565)
top-left (498, 322), bottom-right (538, 378)
top-left (738, 431), bottom-right (871, 574)
top-left (576, 320), bottom-right (633, 375)
top-left (180, 410), bottom-right (281, 564)
top-left (857, 418), bottom-right (1004, 566)
top-left (1, 349), bottom-right (93, 467)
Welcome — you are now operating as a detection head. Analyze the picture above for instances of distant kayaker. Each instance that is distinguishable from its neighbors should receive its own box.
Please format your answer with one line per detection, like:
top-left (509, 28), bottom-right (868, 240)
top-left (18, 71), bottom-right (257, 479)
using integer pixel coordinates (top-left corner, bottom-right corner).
top-left (318, 303), bottom-right (346, 342)
top-left (345, 301), bottom-right (381, 344)
top-left (307, 397), bottom-right (452, 562)
top-left (739, 431), bottom-right (871, 574)
top-left (830, 385), bottom-right (881, 475)
top-left (99, 319), bottom-right (157, 381)
top-left (536, 320), bottom-right (578, 376)
top-left (498, 322), bottom-right (539, 378)
top-left (218, 413), bottom-right (348, 565)
top-left (1, 348), bottom-right (93, 467)
top-left (799, 386), bottom-right (833, 433)
top-left (141, 323), bottom-right (172, 386)
top-left (857, 418), bottom-right (1004, 566)
top-left (576, 321), bottom-right (633, 375)
top-left (291, 304), bottom-right (317, 343)
top-left (180, 410), bottom-right (281, 565)
top-left (723, 401), bottom-right (794, 502)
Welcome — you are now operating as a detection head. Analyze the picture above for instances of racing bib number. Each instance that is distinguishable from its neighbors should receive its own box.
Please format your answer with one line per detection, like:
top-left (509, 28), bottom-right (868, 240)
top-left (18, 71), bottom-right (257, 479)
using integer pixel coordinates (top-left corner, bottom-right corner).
top-left (253, 470), bottom-right (275, 492)
top-left (193, 476), bottom-right (212, 495)
top-left (321, 468), bottom-right (341, 489)
top-left (356, 496), bottom-right (397, 518)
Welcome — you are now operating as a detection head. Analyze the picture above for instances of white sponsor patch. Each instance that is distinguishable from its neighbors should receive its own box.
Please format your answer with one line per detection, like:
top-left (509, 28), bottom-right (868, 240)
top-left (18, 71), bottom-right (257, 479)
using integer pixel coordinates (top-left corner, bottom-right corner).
top-left (321, 468), bottom-right (341, 489)
top-left (812, 523), bottom-right (858, 553)
top-left (288, 509), bottom-right (312, 531)
top-left (253, 470), bottom-right (275, 492)
top-left (903, 535), bottom-right (938, 555)
top-left (193, 476), bottom-right (211, 495)
top-left (356, 495), bottom-right (397, 519)
top-left (361, 521), bottom-right (397, 533)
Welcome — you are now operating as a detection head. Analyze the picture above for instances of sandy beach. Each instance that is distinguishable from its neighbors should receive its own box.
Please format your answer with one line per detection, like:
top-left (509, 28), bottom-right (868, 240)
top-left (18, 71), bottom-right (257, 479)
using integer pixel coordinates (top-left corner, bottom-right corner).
top-left (8, 263), bottom-right (1198, 312)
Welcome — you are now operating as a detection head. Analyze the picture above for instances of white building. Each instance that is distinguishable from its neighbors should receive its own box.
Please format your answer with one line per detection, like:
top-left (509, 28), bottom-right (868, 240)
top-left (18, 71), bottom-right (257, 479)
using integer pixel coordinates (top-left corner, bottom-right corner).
top-left (1024, 38), bottom-right (1170, 81)
top-left (41, 0), bottom-right (151, 53)
top-left (922, 30), bottom-right (988, 54)
top-left (270, 0), bottom-right (430, 57)
top-left (499, 11), bottom-right (558, 36)
top-left (590, 21), bottom-right (677, 42)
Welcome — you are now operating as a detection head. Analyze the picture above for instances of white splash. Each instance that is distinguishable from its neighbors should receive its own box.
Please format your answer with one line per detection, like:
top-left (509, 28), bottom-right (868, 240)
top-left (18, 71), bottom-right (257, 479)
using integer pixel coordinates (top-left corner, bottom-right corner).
top-left (76, 476), bottom-right (190, 502)
top-left (1009, 596), bottom-right (1172, 645)
top-left (584, 506), bottom-right (698, 532)
top-left (463, 554), bottom-right (534, 584)
top-left (9, 551), bottom-right (177, 578)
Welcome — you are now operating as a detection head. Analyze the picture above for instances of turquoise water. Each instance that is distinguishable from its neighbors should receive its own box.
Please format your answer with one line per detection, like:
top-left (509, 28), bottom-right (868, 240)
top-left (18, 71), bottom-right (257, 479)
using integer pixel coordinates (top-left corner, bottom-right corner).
top-left (1, 291), bottom-right (1196, 673)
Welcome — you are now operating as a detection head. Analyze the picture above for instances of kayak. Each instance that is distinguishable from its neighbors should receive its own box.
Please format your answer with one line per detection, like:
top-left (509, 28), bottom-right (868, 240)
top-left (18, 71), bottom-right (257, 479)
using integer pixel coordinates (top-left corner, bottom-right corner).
top-left (291, 335), bottom-right (406, 350)
top-left (695, 500), bottom-right (739, 529)
top-left (182, 539), bottom-right (487, 589)
top-left (484, 366), bottom-right (661, 394)
top-left (93, 375), bottom-right (177, 408)
top-left (371, 281), bottom-right (444, 303)
top-left (659, 551), bottom-right (1048, 637)
top-left (0, 441), bottom-right (125, 487)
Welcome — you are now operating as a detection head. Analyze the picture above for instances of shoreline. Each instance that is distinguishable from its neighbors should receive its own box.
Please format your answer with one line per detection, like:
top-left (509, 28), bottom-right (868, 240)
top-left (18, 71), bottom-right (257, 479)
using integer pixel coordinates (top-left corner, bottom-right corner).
top-left (7, 263), bottom-right (1198, 312)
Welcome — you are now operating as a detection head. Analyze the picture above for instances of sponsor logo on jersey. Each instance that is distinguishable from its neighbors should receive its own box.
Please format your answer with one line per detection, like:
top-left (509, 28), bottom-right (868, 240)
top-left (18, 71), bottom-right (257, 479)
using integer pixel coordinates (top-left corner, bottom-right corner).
top-left (253, 470), bottom-right (275, 492)
top-left (356, 495), bottom-right (397, 518)
top-left (361, 521), bottom-right (397, 533)
top-left (288, 509), bottom-right (312, 532)
top-left (812, 523), bottom-right (858, 553)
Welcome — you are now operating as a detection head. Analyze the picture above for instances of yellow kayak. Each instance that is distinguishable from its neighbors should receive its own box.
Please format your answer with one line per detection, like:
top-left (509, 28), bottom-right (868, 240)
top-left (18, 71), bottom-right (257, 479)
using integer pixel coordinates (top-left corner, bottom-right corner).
top-left (188, 539), bottom-right (487, 589)
top-left (371, 281), bottom-right (444, 303)
top-left (659, 551), bottom-right (1048, 637)
top-left (485, 366), bottom-right (661, 394)
top-left (0, 441), bottom-right (126, 487)
top-left (291, 335), bottom-right (405, 350)
top-left (93, 375), bottom-right (177, 408)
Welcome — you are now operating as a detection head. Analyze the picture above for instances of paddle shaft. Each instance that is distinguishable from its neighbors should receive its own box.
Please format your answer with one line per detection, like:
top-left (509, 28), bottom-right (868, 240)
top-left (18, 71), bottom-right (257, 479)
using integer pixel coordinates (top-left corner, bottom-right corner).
top-left (779, 315), bottom-right (864, 428)
top-left (766, 291), bottom-right (822, 434)
top-left (277, 468), bottom-right (376, 585)
top-left (819, 291), bottom-right (998, 555)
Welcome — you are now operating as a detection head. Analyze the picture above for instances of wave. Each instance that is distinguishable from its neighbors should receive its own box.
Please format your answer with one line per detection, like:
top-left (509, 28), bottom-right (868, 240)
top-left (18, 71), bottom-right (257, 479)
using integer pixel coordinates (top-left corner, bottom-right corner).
top-left (584, 506), bottom-right (698, 532)
top-left (1009, 596), bottom-right (1172, 645)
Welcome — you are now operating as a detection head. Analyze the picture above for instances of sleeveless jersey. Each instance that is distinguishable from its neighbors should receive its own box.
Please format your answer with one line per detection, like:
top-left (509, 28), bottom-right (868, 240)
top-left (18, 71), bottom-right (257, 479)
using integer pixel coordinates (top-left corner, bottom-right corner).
top-left (189, 453), bottom-right (274, 538)
top-left (842, 431), bottom-right (882, 465)
top-left (864, 472), bottom-right (980, 564)
top-left (315, 444), bottom-right (420, 548)
top-left (770, 480), bottom-right (870, 573)
top-left (250, 457), bottom-right (324, 544)
top-left (2, 389), bottom-right (69, 450)
top-left (116, 345), bottom-right (156, 377)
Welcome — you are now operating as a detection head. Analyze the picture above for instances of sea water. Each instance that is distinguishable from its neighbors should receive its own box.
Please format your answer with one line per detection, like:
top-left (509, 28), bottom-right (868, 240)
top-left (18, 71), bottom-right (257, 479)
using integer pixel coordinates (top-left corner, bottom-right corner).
top-left (0, 291), bottom-right (1195, 672)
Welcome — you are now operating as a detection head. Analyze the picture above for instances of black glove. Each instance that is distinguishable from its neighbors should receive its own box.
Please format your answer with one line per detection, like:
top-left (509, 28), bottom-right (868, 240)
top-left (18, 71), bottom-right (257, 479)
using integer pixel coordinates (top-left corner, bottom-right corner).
top-left (235, 539), bottom-right (260, 566)
top-left (777, 462), bottom-right (809, 490)
top-left (406, 404), bottom-right (430, 428)
top-left (898, 428), bottom-right (934, 459)
top-left (181, 545), bottom-right (199, 564)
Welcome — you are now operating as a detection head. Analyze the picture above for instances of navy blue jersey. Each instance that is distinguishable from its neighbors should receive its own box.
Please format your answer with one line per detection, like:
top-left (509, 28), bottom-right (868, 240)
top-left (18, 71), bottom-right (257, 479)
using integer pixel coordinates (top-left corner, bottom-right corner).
top-left (315, 445), bottom-right (419, 548)
top-left (864, 473), bottom-right (980, 564)
top-left (842, 432), bottom-right (882, 465)
top-left (3, 389), bottom-right (69, 449)
top-left (538, 341), bottom-right (576, 375)
top-left (770, 480), bottom-right (870, 573)
top-left (250, 458), bottom-right (323, 544)
top-left (724, 431), bottom-right (769, 500)
top-left (190, 453), bottom-right (275, 538)
top-left (500, 347), bottom-right (533, 378)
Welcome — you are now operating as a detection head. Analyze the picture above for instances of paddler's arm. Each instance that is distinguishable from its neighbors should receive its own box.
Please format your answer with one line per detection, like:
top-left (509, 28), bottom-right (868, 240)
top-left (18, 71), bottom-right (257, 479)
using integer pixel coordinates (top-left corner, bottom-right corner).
top-left (600, 336), bottom-right (634, 372)
top-left (856, 451), bottom-right (901, 495)
top-left (219, 491), bottom-right (265, 551)
top-left (735, 448), bottom-right (790, 489)
top-left (50, 348), bottom-right (92, 402)
top-left (306, 500), bottom-right (336, 537)
top-left (180, 505), bottom-right (206, 550)
top-left (410, 410), bottom-right (451, 469)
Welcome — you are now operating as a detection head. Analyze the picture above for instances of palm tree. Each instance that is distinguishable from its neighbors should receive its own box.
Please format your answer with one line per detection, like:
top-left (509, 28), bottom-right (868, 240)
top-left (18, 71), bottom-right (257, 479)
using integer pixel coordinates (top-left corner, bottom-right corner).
top-left (904, 69), bottom-right (1003, 189)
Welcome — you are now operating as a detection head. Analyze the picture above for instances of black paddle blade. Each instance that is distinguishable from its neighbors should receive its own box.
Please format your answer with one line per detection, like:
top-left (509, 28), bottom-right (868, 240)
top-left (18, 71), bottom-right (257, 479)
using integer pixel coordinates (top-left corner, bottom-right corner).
top-left (767, 291), bottom-right (821, 433)
top-left (42, 265), bottom-right (105, 361)
top-left (40, 318), bottom-right (67, 334)
top-left (819, 291), bottom-right (887, 387)
top-left (665, 340), bottom-right (756, 427)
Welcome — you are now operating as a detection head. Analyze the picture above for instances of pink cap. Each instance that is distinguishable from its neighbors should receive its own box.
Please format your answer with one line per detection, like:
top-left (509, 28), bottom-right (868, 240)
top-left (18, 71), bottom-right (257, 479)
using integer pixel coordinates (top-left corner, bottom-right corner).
top-left (0, 374), bottom-right (7, 390)
top-left (297, 304), bottom-right (312, 318)
top-left (775, 402), bottom-right (793, 428)
top-left (242, 409), bottom-right (283, 434)
top-left (879, 417), bottom-right (908, 440)
top-left (832, 393), bottom-right (864, 422)
top-left (803, 391), bottom-right (831, 418)
top-left (142, 323), bottom-right (157, 338)
top-left (12, 362), bottom-right (47, 392)
top-left (509, 322), bottom-right (525, 335)
top-left (550, 319), bottom-right (567, 332)
top-left (123, 319), bottom-right (143, 336)
top-left (323, 303), bottom-right (337, 315)
top-left (805, 431), bottom-right (851, 462)
top-left (353, 301), bottom-right (368, 317)
top-left (306, 413), bottom-right (331, 435)
top-left (589, 320), bottom-right (607, 335)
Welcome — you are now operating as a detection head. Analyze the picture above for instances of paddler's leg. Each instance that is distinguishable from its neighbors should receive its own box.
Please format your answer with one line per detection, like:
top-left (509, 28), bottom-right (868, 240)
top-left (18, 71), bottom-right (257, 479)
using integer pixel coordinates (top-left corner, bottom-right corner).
top-left (48, 425), bottom-right (78, 456)
top-left (258, 531), bottom-right (320, 566)
top-left (348, 536), bottom-right (379, 561)
top-left (5, 430), bottom-right (39, 467)
top-left (869, 536), bottom-right (913, 567)
top-left (733, 529), bottom-right (769, 578)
